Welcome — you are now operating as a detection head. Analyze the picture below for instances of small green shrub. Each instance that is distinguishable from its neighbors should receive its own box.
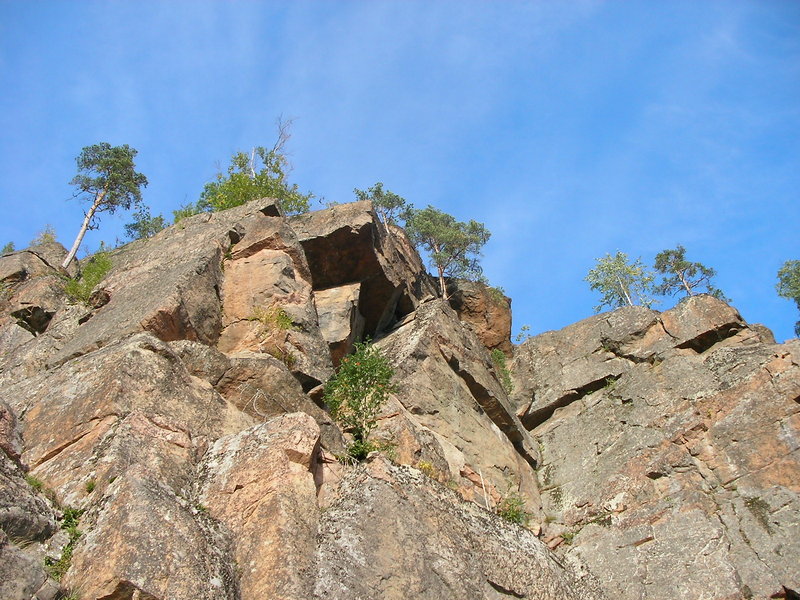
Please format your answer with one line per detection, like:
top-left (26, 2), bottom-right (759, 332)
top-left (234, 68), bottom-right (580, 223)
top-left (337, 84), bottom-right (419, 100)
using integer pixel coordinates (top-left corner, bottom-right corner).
top-left (561, 530), bottom-right (576, 545)
top-left (25, 474), bottom-right (44, 491)
top-left (265, 345), bottom-right (297, 368)
top-left (44, 507), bottom-right (84, 581)
top-left (417, 460), bottom-right (437, 479)
top-left (85, 479), bottom-right (96, 493)
top-left (324, 341), bottom-right (397, 461)
top-left (490, 348), bottom-right (513, 394)
top-left (249, 304), bottom-right (296, 331)
top-left (172, 201), bottom-right (206, 223)
top-left (486, 285), bottom-right (507, 306)
top-left (64, 252), bottom-right (112, 304)
top-left (30, 225), bottom-right (57, 246)
top-left (1, 241), bottom-right (14, 254)
top-left (496, 490), bottom-right (530, 526)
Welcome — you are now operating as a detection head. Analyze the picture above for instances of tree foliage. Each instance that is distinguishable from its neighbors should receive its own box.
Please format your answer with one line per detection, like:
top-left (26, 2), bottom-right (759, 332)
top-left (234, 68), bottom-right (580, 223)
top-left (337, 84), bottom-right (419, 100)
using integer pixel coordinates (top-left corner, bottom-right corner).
top-left (31, 225), bottom-right (57, 246)
top-left (1, 242), bottom-right (14, 254)
top-left (324, 341), bottom-right (396, 460)
top-left (404, 206), bottom-right (491, 299)
top-left (586, 251), bottom-right (655, 312)
top-left (199, 120), bottom-right (312, 215)
top-left (125, 205), bottom-right (166, 240)
top-left (777, 259), bottom-right (800, 336)
top-left (354, 182), bottom-right (408, 225)
top-left (63, 143), bottom-right (148, 268)
top-left (654, 245), bottom-right (728, 300)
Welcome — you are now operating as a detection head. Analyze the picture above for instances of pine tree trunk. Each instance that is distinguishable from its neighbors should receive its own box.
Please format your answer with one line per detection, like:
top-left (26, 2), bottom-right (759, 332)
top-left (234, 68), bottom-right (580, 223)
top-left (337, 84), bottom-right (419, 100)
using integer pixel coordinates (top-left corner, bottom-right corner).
top-left (62, 194), bottom-right (104, 269)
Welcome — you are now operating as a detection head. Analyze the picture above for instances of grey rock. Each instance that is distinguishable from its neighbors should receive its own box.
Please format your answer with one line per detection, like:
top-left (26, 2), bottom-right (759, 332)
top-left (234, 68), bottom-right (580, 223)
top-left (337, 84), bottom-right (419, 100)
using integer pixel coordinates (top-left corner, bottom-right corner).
top-left (314, 457), bottom-right (605, 600)
top-left (515, 298), bottom-right (800, 600)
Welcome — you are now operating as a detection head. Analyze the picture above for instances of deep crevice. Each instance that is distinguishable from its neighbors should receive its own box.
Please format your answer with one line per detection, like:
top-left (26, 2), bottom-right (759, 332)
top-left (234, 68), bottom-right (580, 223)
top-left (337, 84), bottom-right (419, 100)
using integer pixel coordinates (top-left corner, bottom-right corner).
top-left (445, 354), bottom-right (537, 469)
top-left (675, 324), bottom-right (743, 354)
top-left (522, 375), bottom-right (619, 430)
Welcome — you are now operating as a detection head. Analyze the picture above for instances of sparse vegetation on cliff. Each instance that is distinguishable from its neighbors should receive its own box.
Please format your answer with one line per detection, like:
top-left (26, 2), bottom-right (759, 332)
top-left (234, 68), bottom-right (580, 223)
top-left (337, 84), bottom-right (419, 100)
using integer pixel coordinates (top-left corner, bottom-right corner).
top-left (64, 251), bottom-right (112, 304)
top-left (324, 341), bottom-right (397, 460)
top-left (776, 260), bottom-right (800, 336)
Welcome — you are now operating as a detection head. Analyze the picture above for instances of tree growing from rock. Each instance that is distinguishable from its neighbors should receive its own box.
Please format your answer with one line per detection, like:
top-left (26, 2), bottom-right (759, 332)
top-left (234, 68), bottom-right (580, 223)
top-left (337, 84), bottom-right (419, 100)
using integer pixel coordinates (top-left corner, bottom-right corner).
top-left (586, 251), bottom-right (655, 312)
top-left (654, 245), bottom-right (728, 300)
top-left (354, 182), bottom-right (408, 225)
top-left (324, 341), bottom-right (397, 460)
top-left (125, 205), bottom-right (166, 240)
top-left (404, 206), bottom-right (491, 299)
top-left (63, 143), bottom-right (148, 268)
top-left (198, 119), bottom-right (313, 215)
top-left (776, 259), bottom-right (800, 336)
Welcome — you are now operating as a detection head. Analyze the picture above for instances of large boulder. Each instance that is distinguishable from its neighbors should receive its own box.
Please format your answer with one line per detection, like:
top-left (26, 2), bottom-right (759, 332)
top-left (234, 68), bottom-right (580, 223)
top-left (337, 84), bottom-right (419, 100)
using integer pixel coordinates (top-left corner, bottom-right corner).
top-left (513, 297), bottom-right (800, 600)
top-left (199, 413), bottom-right (320, 600)
top-left (6, 333), bottom-right (252, 506)
top-left (215, 206), bottom-right (333, 389)
top-left (446, 278), bottom-right (513, 355)
top-left (0, 400), bottom-right (61, 600)
top-left (47, 202), bottom-right (280, 368)
top-left (511, 296), bottom-right (753, 429)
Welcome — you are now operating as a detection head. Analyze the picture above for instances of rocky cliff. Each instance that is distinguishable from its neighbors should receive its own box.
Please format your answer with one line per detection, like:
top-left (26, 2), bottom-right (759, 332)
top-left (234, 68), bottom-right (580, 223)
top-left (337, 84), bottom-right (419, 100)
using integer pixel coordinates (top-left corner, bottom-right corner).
top-left (0, 199), bottom-right (797, 600)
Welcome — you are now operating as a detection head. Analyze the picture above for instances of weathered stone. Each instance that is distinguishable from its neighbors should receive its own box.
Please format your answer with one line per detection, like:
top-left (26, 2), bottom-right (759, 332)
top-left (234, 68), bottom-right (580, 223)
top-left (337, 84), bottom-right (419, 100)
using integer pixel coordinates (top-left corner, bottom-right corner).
top-left (511, 295), bottom-right (753, 430)
top-left (9, 333), bottom-right (252, 506)
top-left (64, 469), bottom-right (239, 600)
top-left (518, 299), bottom-right (800, 600)
top-left (199, 413), bottom-right (320, 600)
top-left (375, 299), bottom-right (540, 513)
top-left (217, 209), bottom-right (333, 389)
top-left (446, 278), bottom-right (513, 354)
top-left (0, 242), bottom-right (68, 284)
top-left (169, 339), bottom-right (231, 386)
top-left (313, 457), bottom-right (605, 600)
top-left (48, 201), bottom-right (278, 367)
top-left (314, 283), bottom-right (365, 365)
top-left (290, 201), bottom-right (436, 337)
top-left (0, 529), bottom-right (52, 600)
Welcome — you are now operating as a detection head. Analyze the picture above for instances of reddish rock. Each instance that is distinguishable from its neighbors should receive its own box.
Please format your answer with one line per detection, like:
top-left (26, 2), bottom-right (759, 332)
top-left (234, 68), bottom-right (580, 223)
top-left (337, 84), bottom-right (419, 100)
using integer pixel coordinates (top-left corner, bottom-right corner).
top-left (290, 201), bottom-right (437, 337)
top-left (199, 413), bottom-right (321, 599)
top-left (446, 278), bottom-right (513, 354)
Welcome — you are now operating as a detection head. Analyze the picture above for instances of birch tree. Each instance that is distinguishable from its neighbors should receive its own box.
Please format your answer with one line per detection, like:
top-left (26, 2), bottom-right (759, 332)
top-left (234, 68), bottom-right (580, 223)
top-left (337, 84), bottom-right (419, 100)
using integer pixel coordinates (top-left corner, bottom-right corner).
top-left (586, 251), bottom-right (655, 312)
top-left (777, 259), bottom-right (800, 336)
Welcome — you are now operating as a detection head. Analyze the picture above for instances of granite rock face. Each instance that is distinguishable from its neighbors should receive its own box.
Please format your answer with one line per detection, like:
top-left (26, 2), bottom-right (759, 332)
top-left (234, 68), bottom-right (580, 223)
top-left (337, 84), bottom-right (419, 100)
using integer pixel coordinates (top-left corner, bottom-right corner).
top-left (446, 278), bottom-right (513, 355)
top-left (2, 197), bottom-right (794, 599)
top-left (512, 295), bottom-right (800, 600)
top-left (314, 457), bottom-right (604, 600)
top-left (375, 299), bottom-right (540, 513)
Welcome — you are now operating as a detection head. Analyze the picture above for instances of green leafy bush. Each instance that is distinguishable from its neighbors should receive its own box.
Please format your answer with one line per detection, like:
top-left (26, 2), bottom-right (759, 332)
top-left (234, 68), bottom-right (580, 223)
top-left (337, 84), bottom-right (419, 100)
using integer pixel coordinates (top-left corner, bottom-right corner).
top-left (64, 252), bottom-right (112, 304)
top-left (324, 341), bottom-right (397, 460)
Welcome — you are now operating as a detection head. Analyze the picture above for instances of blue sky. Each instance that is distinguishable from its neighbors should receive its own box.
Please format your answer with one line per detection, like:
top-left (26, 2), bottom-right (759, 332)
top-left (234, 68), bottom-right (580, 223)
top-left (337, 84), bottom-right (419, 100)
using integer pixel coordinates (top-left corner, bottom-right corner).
top-left (1, 1), bottom-right (798, 341)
